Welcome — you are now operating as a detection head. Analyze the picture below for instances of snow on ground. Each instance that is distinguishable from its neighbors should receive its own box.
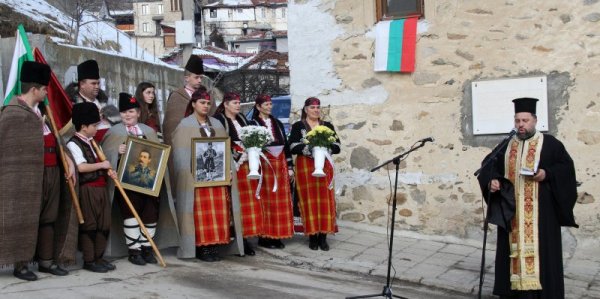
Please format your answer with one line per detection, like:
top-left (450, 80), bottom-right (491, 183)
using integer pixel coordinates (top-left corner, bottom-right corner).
top-left (1, 0), bottom-right (175, 67)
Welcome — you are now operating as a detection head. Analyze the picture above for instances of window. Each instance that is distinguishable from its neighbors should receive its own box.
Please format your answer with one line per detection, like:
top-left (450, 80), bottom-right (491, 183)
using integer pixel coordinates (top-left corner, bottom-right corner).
top-left (261, 8), bottom-right (266, 18)
top-left (281, 8), bottom-right (286, 18)
top-left (142, 22), bottom-right (150, 33)
top-left (210, 8), bottom-right (217, 18)
top-left (376, 0), bottom-right (423, 21)
top-left (141, 4), bottom-right (148, 15)
top-left (157, 4), bottom-right (163, 15)
top-left (164, 35), bottom-right (176, 47)
top-left (170, 0), bottom-right (180, 11)
top-left (228, 9), bottom-right (233, 18)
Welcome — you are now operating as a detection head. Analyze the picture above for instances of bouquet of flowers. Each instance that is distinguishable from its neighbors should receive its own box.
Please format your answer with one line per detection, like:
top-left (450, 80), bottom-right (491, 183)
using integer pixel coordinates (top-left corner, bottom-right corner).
top-left (304, 125), bottom-right (337, 148)
top-left (239, 125), bottom-right (274, 149)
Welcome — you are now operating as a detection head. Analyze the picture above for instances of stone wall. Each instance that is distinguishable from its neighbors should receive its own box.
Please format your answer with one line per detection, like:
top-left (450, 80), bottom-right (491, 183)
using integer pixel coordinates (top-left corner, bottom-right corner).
top-left (0, 34), bottom-right (185, 117)
top-left (288, 0), bottom-right (600, 247)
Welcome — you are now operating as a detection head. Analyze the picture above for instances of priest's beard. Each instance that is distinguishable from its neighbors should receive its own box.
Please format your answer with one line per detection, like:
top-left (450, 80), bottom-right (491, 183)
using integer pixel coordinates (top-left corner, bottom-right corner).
top-left (517, 128), bottom-right (536, 140)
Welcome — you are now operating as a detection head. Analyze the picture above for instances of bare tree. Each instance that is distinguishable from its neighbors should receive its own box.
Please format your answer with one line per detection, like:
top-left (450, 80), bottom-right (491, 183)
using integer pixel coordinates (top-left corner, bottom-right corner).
top-left (55, 0), bottom-right (103, 44)
top-left (217, 59), bottom-right (289, 102)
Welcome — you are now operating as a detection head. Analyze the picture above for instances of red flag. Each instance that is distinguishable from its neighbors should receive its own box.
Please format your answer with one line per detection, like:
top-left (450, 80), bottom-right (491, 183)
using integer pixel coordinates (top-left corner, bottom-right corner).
top-left (33, 48), bottom-right (72, 130)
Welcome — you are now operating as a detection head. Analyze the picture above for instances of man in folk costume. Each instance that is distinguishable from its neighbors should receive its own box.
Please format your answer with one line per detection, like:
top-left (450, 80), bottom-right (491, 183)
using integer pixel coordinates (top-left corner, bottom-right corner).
top-left (250, 94), bottom-right (294, 249)
top-left (213, 92), bottom-right (262, 256)
top-left (63, 59), bottom-right (118, 142)
top-left (171, 90), bottom-right (242, 261)
top-left (0, 61), bottom-right (78, 281)
top-left (100, 93), bottom-right (178, 266)
top-left (163, 55), bottom-right (215, 147)
top-left (66, 102), bottom-right (118, 273)
top-left (289, 97), bottom-right (341, 251)
top-left (477, 98), bottom-right (578, 299)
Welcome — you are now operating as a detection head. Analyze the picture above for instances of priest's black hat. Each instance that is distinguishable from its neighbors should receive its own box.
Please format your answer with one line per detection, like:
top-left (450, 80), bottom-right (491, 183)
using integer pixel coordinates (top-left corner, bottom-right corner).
top-left (512, 97), bottom-right (538, 114)
top-left (77, 60), bottom-right (100, 81)
top-left (20, 61), bottom-right (51, 86)
top-left (119, 92), bottom-right (140, 112)
top-left (72, 102), bottom-right (100, 128)
top-left (184, 55), bottom-right (204, 75)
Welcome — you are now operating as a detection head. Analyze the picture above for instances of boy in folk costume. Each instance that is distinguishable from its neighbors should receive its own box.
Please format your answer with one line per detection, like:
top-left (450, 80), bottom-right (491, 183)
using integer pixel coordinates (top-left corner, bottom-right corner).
top-left (101, 93), bottom-right (178, 265)
top-left (66, 102), bottom-right (117, 273)
top-left (0, 61), bottom-right (77, 281)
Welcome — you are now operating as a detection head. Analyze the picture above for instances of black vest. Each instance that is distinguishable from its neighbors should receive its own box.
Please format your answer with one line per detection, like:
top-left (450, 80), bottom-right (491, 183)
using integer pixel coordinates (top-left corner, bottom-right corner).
top-left (69, 136), bottom-right (105, 184)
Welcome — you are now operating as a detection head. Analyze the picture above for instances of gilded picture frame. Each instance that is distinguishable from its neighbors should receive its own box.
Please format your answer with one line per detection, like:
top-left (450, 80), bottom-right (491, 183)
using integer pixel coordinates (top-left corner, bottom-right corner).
top-left (116, 136), bottom-right (171, 197)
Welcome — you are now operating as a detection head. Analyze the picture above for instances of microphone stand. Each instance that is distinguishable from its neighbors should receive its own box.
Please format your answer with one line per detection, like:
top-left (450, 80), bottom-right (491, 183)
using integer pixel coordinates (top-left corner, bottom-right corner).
top-left (346, 140), bottom-right (430, 299)
top-left (473, 131), bottom-right (515, 299)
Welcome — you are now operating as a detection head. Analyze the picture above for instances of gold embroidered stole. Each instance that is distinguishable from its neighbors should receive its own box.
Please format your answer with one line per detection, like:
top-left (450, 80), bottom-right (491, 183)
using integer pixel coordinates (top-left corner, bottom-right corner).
top-left (505, 131), bottom-right (544, 290)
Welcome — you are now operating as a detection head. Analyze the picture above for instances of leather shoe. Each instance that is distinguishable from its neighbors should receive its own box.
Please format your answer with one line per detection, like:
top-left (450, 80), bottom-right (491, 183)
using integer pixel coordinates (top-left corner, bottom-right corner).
top-left (13, 266), bottom-right (37, 281)
top-left (128, 253), bottom-right (147, 266)
top-left (141, 246), bottom-right (158, 264)
top-left (318, 233), bottom-right (329, 251)
top-left (97, 259), bottom-right (116, 271)
top-left (83, 262), bottom-right (108, 273)
top-left (308, 235), bottom-right (318, 250)
top-left (258, 238), bottom-right (277, 249)
top-left (39, 263), bottom-right (69, 276)
top-left (243, 239), bottom-right (255, 256)
top-left (197, 247), bottom-right (216, 262)
top-left (273, 239), bottom-right (285, 249)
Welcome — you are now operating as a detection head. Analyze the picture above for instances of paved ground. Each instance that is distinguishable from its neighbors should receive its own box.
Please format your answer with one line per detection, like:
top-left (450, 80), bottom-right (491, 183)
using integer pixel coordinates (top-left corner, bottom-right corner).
top-left (257, 221), bottom-right (600, 299)
top-left (1, 221), bottom-right (597, 298)
top-left (0, 248), bottom-right (467, 299)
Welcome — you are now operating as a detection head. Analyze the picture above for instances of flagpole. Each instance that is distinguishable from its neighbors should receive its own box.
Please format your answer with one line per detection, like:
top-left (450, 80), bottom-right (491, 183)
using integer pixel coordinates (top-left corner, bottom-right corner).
top-left (45, 104), bottom-right (85, 224)
top-left (91, 140), bottom-right (167, 268)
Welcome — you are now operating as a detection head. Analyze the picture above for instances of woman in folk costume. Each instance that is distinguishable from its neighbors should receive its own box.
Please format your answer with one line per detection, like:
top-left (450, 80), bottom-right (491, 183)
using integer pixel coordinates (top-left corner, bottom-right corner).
top-left (249, 94), bottom-right (294, 249)
top-left (213, 92), bottom-right (261, 256)
top-left (100, 93), bottom-right (178, 265)
top-left (135, 82), bottom-right (161, 133)
top-left (289, 97), bottom-right (341, 251)
top-left (171, 90), bottom-right (242, 262)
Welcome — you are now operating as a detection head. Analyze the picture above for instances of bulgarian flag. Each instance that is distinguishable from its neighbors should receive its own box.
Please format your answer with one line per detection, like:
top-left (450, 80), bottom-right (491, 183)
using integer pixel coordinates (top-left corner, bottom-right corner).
top-left (374, 18), bottom-right (418, 73)
top-left (2, 24), bottom-right (34, 105)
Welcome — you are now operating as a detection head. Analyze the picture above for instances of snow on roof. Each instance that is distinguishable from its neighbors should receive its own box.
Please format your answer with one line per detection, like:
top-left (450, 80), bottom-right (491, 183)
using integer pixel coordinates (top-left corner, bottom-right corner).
top-left (192, 47), bottom-right (255, 72)
top-left (110, 9), bottom-right (134, 16)
top-left (205, 0), bottom-right (254, 7)
top-left (1, 0), bottom-right (170, 67)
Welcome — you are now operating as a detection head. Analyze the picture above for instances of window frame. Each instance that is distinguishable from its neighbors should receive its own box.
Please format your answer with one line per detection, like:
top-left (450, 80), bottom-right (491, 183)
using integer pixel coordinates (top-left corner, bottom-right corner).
top-left (376, 0), bottom-right (424, 21)
top-left (210, 8), bottom-right (217, 18)
top-left (157, 4), bottom-right (164, 15)
top-left (142, 22), bottom-right (150, 33)
top-left (141, 4), bottom-right (149, 15)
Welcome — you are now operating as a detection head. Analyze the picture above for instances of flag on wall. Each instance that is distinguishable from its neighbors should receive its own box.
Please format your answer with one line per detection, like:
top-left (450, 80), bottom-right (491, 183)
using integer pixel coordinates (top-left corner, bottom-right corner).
top-left (34, 48), bottom-right (73, 130)
top-left (374, 18), bottom-right (418, 73)
top-left (2, 24), bottom-right (34, 105)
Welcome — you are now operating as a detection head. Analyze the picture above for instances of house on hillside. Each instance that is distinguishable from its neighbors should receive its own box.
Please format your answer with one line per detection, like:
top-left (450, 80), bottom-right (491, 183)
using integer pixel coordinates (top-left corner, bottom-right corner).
top-left (200, 0), bottom-right (287, 51)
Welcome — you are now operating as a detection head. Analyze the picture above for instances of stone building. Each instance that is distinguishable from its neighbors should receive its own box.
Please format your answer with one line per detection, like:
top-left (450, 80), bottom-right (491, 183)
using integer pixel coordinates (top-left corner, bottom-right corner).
top-left (288, 0), bottom-right (600, 250)
top-left (131, 0), bottom-right (182, 57)
top-left (201, 0), bottom-right (287, 50)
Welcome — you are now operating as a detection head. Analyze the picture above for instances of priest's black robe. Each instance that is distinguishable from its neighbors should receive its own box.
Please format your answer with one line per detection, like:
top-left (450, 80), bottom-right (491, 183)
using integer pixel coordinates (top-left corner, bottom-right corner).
top-left (477, 133), bottom-right (578, 299)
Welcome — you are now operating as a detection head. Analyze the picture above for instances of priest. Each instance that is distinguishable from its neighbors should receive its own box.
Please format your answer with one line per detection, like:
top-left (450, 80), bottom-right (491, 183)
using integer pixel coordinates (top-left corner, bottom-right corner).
top-left (477, 97), bottom-right (578, 299)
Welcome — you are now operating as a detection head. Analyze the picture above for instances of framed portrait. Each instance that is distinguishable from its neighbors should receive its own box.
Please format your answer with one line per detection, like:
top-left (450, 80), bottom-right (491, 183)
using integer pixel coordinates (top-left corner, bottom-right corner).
top-left (116, 136), bottom-right (171, 197)
top-left (191, 137), bottom-right (231, 187)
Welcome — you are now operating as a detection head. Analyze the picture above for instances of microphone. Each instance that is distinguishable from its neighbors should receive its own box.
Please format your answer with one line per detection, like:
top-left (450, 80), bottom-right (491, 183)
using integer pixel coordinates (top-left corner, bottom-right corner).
top-left (418, 137), bottom-right (434, 143)
top-left (508, 128), bottom-right (517, 137)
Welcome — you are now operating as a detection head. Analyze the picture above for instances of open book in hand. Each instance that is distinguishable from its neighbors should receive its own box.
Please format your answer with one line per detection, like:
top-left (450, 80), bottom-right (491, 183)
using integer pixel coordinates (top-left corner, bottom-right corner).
top-left (520, 161), bottom-right (539, 176)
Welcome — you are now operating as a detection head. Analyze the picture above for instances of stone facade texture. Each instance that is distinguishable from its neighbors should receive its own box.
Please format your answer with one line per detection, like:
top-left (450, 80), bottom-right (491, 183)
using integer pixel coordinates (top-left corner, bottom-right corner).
top-left (288, 0), bottom-right (600, 249)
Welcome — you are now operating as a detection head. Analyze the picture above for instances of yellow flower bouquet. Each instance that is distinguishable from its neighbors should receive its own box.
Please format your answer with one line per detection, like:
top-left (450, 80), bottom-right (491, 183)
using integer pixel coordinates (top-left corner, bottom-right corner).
top-left (305, 125), bottom-right (337, 148)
